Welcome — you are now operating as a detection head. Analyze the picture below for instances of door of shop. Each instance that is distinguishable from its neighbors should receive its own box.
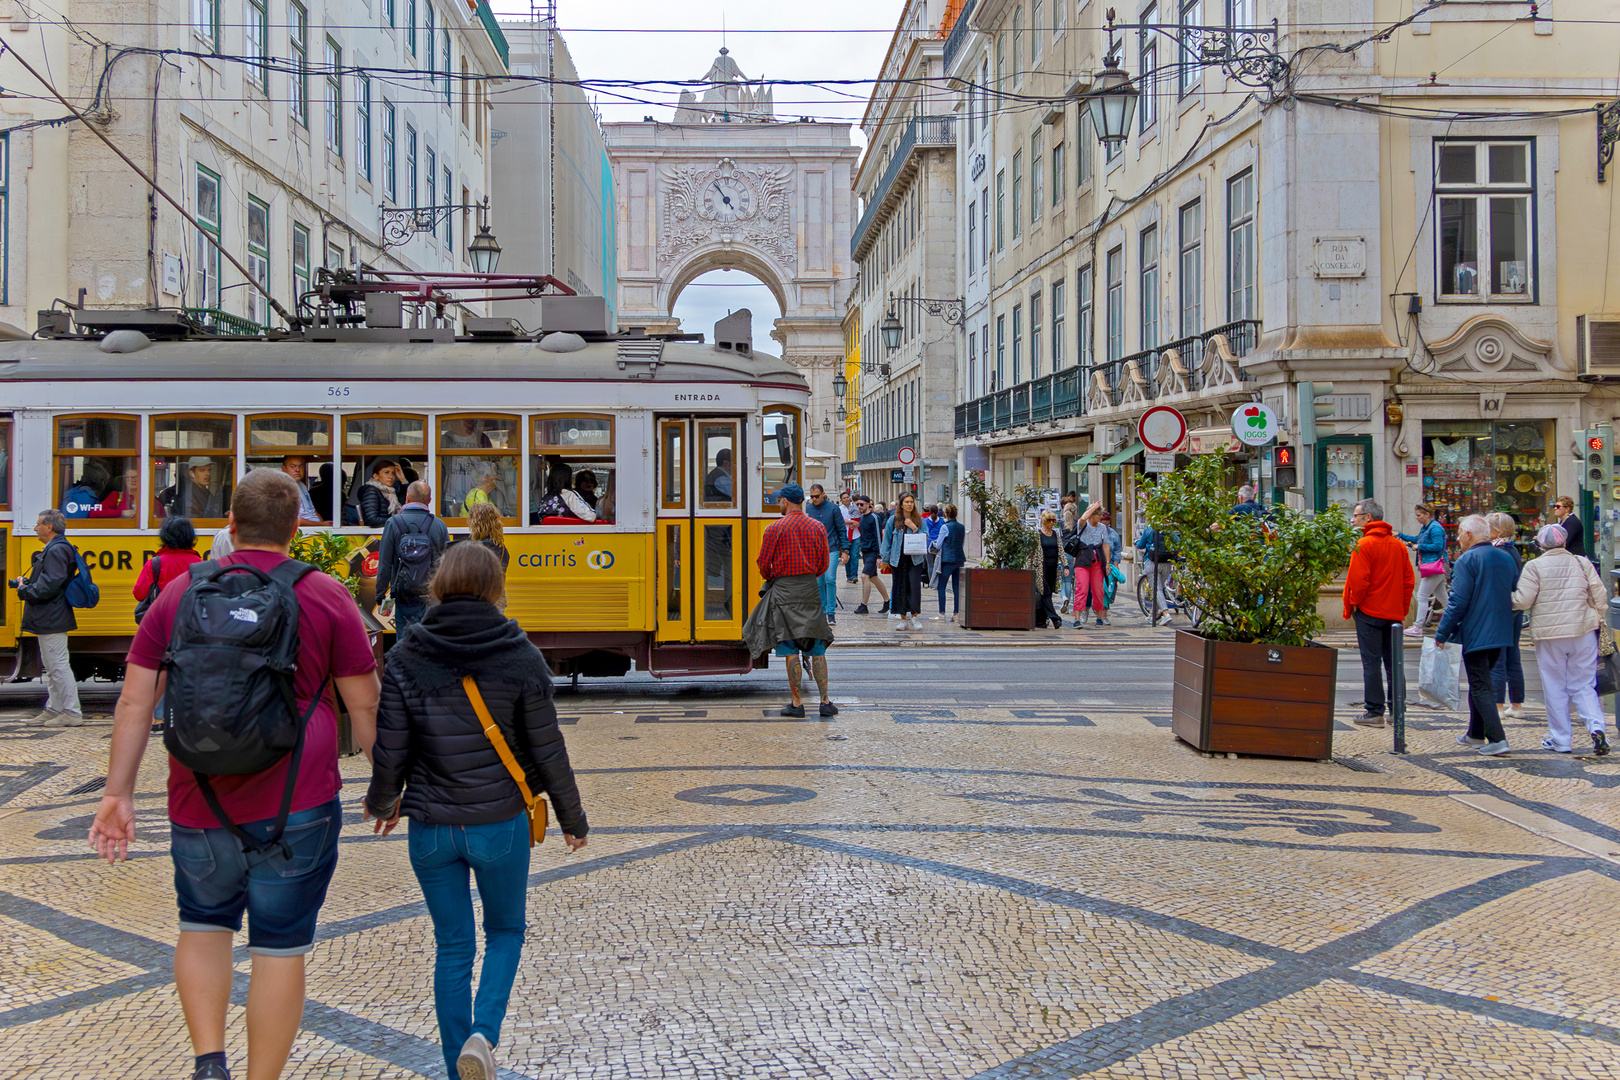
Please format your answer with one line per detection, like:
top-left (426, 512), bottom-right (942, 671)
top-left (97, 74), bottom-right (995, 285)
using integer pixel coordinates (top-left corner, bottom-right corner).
top-left (1315, 435), bottom-right (1373, 517)
top-left (654, 416), bottom-right (747, 644)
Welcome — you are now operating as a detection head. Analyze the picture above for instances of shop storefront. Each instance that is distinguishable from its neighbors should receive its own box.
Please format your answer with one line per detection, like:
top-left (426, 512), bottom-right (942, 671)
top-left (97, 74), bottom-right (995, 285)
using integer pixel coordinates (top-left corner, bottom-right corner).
top-left (1420, 419), bottom-right (1553, 555)
top-left (1317, 435), bottom-right (1373, 516)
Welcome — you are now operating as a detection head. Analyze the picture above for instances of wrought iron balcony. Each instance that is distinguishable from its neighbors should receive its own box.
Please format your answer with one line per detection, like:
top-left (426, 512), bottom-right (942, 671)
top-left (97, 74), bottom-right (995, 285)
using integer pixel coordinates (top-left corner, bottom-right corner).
top-left (184, 308), bottom-right (263, 336)
top-left (856, 432), bottom-right (923, 465)
top-left (851, 115), bottom-right (956, 259)
top-left (942, 0), bottom-right (978, 71)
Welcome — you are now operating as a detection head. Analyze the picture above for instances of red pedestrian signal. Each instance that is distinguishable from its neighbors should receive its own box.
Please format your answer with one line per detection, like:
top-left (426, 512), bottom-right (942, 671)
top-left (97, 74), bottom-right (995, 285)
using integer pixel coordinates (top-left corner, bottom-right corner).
top-left (1276, 446), bottom-right (1294, 466)
top-left (1590, 436), bottom-right (1606, 452)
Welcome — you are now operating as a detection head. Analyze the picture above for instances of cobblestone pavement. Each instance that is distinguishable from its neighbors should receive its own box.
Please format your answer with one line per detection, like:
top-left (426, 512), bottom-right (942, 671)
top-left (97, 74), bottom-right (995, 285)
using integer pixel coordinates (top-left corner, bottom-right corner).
top-left (3, 643), bottom-right (1619, 1079)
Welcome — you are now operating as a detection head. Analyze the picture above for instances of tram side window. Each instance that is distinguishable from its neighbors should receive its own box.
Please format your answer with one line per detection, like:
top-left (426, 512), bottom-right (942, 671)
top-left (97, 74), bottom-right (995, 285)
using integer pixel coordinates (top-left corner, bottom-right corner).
top-left (760, 406), bottom-right (800, 513)
top-left (0, 418), bottom-right (11, 511)
top-left (153, 416), bottom-right (235, 525)
top-left (439, 416), bottom-right (518, 522)
top-left (532, 414), bottom-right (614, 525)
top-left (55, 415), bottom-right (140, 527)
top-left (343, 415), bottom-right (425, 527)
top-left (247, 416), bottom-right (332, 524)
top-left (699, 422), bottom-right (736, 509)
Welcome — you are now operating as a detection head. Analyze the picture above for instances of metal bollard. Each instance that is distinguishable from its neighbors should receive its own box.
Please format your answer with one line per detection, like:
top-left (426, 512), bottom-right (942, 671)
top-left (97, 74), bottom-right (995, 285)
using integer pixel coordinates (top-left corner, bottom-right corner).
top-left (1389, 620), bottom-right (1407, 755)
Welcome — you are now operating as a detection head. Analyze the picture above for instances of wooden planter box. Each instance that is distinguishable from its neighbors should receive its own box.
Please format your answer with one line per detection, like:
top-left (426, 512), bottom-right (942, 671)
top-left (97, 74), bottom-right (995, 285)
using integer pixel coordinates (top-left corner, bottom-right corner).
top-left (1171, 630), bottom-right (1338, 760)
top-left (960, 568), bottom-right (1037, 630)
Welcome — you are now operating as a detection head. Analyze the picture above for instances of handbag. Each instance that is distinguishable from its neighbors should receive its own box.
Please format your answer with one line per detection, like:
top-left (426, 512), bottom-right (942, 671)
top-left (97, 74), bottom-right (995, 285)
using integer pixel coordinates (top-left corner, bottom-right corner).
top-left (1418, 558), bottom-right (1446, 578)
top-left (1597, 643), bottom-right (1620, 697)
top-left (132, 553), bottom-right (162, 624)
top-left (902, 530), bottom-right (927, 556)
top-left (462, 675), bottom-right (547, 847)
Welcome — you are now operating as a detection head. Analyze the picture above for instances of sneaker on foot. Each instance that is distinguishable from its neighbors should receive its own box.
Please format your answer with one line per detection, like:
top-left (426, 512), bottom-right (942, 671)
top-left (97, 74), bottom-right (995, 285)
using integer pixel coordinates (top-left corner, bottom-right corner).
top-left (1072, 620), bottom-right (1084, 629)
top-left (1477, 740), bottom-right (1510, 756)
top-left (1505, 705), bottom-right (1527, 719)
top-left (1594, 730), bottom-right (1611, 757)
top-left (1353, 711), bottom-right (1386, 727)
top-left (1156, 611), bottom-right (1175, 626)
top-left (878, 602), bottom-right (890, 614)
top-left (1402, 626), bottom-right (1423, 638)
top-left (780, 704), bottom-right (807, 718)
top-left (27, 708), bottom-right (60, 725)
top-left (1456, 733), bottom-right (1486, 747)
top-left (1094, 617), bottom-right (1109, 627)
top-left (853, 604), bottom-right (870, 615)
top-left (192, 1061), bottom-right (230, 1080)
top-left (456, 1033), bottom-right (497, 1080)
top-left (1540, 737), bottom-right (1572, 754)
top-left (819, 700), bottom-right (839, 717)
top-left (827, 613), bottom-right (836, 626)
top-left (41, 711), bottom-right (84, 728)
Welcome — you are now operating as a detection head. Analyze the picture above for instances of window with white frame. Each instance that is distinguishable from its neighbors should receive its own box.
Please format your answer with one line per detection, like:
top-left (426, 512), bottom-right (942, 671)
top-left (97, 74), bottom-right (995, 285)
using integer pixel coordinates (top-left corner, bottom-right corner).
top-left (292, 222), bottom-right (310, 298)
top-left (995, 169), bottom-right (1005, 252)
top-left (441, 30), bottom-right (451, 106)
top-left (407, 0), bottom-right (417, 57)
top-left (195, 165), bottom-right (221, 309)
top-left (245, 0), bottom-right (269, 91)
top-left (967, 199), bottom-right (977, 273)
top-left (981, 188), bottom-right (990, 266)
top-left (1139, 4), bottom-right (1159, 133)
top-left (1012, 151), bottom-right (1023, 239)
top-left (324, 38), bottom-right (342, 155)
top-left (289, 2), bottom-right (309, 128)
top-left (968, 330), bottom-right (977, 394)
top-left (1032, 0), bottom-right (1044, 60)
top-left (1052, 280), bottom-right (1065, 368)
top-left (1078, 264), bottom-right (1094, 367)
top-left (424, 5), bottom-right (435, 83)
top-left (1052, 139), bottom-right (1065, 204)
top-left (1179, 199), bottom-right (1203, 336)
top-left (1053, 0), bottom-right (1064, 32)
top-left (246, 196), bottom-right (270, 326)
top-left (193, 0), bottom-right (219, 49)
top-left (327, 240), bottom-right (343, 270)
top-left (443, 166), bottom-right (453, 248)
top-left (357, 73), bottom-right (372, 181)
top-left (425, 147), bottom-right (438, 237)
top-left (1030, 291), bottom-right (1044, 378)
top-left (1179, 0), bottom-right (1203, 95)
top-left (1012, 303), bottom-right (1023, 384)
top-left (1436, 139), bottom-right (1534, 301)
top-left (1140, 225), bottom-right (1160, 351)
top-left (1030, 131), bottom-right (1043, 223)
top-left (406, 124), bottom-right (418, 207)
top-left (1227, 169), bottom-right (1256, 320)
top-left (996, 314), bottom-right (1006, 388)
top-left (1078, 113), bottom-right (1093, 186)
top-left (1106, 246), bottom-right (1124, 362)
top-left (382, 100), bottom-right (397, 200)
top-left (1012, 6), bottom-right (1023, 81)
top-left (384, 0), bottom-right (394, 27)
top-left (1227, 0), bottom-right (1255, 26)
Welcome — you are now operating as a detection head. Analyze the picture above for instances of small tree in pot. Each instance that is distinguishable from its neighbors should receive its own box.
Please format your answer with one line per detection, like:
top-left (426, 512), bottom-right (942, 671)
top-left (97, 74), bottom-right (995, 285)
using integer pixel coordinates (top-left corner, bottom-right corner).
top-left (957, 472), bottom-right (1040, 629)
top-left (1140, 452), bottom-right (1357, 758)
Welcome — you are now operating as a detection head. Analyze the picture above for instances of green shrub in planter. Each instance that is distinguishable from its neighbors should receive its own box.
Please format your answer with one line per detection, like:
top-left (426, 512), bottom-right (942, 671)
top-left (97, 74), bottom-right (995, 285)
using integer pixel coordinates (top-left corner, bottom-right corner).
top-left (1140, 452), bottom-right (1356, 647)
top-left (959, 472), bottom-right (1039, 570)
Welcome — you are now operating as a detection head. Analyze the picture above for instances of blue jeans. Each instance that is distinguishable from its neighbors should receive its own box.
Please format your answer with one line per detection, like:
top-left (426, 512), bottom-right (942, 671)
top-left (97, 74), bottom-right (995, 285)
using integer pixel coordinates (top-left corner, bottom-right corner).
top-left (1059, 554), bottom-right (1076, 601)
top-left (846, 539), bottom-right (861, 582)
top-left (937, 561), bottom-right (962, 613)
top-left (818, 551), bottom-right (840, 615)
top-left (409, 813), bottom-right (532, 1077)
top-left (394, 596), bottom-right (428, 633)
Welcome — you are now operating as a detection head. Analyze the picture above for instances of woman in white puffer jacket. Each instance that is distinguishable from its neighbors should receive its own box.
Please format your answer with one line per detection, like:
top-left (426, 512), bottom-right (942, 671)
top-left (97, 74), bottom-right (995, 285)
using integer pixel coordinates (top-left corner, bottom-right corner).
top-left (1511, 523), bottom-right (1610, 756)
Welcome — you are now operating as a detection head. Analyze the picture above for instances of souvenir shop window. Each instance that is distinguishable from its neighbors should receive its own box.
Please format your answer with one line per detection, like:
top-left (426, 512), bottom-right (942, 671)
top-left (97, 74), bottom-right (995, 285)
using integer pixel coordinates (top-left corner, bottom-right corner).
top-left (1421, 420), bottom-right (1551, 555)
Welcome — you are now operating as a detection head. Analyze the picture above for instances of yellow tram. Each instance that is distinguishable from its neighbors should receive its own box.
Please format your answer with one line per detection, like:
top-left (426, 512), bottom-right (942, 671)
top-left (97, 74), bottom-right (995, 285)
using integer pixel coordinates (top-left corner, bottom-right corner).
top-left (0, 318), bottom-right (809, 680)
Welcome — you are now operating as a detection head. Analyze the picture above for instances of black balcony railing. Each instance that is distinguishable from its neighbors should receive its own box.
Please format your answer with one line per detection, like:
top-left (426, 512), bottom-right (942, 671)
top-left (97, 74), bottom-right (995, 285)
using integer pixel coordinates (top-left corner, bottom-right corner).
top-left (856, 432), bottom-right (923, 465)
top-left (852, 115), bottom-right (956, 257)
top-left (942, 0), bottom-right (978, 71)
top-left (953, 320), bottom-right (1261, 439)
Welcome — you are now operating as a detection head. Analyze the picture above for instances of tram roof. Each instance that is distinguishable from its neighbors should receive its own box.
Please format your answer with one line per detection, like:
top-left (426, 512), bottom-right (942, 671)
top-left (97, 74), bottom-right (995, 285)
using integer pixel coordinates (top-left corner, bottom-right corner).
top-left (0, 336), bottom-right (809, 390)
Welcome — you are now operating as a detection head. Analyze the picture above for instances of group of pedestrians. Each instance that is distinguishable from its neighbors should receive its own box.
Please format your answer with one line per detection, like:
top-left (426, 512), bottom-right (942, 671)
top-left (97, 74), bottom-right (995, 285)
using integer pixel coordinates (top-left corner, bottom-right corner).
top-left (1345, 498), bottom-right (1611, 758)
top-left (85, 468), bottom-right (587, 1080)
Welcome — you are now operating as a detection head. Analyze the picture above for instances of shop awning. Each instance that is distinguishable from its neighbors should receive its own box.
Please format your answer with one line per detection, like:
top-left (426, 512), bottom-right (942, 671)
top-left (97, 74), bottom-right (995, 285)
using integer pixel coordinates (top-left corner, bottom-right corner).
top-left (1099, 442), bottom-right (1144, 474)
top-left (1067, 453), bottom-right (1099, 471)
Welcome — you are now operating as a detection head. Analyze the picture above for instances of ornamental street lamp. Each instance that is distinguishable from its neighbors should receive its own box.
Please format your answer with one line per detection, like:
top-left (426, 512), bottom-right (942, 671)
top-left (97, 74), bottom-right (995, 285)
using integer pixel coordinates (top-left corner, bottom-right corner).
top-left (836, 405), bottom-right (847, 422)
top-left (880, 308), bottom-right (903, 353)
top-left (881, 292), bottom-right (966, 354)
top-left (1085, 51), bottom-right (1138, 147)
top-left (832, 371), bottom-right (847, 400)
top-left (467, 225), bottom-right (503, 274)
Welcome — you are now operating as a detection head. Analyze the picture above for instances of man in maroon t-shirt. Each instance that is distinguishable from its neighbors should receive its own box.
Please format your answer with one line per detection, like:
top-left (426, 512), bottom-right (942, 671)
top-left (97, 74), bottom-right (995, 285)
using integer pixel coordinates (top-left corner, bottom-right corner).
top-left (90, 470), bottom-right (379, 1080)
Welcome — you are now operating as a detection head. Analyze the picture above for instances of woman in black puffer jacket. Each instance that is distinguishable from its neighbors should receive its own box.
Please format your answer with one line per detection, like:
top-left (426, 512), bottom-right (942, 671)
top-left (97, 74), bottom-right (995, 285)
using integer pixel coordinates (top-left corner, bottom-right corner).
top-left (365, 542), bottom-right (587, 1080)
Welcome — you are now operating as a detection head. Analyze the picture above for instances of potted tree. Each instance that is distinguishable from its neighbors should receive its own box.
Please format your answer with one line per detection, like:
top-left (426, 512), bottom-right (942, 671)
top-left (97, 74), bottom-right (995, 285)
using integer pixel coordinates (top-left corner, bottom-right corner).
top-left (958, 472), bottom-right (1040, 630)
top-left (1141, 453), bottom-right (1357, 759)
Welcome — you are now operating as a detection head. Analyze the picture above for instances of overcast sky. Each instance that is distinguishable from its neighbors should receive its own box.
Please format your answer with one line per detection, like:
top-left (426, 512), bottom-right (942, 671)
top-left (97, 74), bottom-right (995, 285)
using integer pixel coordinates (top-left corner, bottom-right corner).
top-left (490, 0), bottom-right (900, 336)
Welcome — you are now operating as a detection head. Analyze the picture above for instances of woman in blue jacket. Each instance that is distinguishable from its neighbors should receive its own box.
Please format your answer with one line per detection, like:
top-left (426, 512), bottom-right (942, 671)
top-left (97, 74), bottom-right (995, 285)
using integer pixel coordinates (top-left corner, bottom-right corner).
top-left (933, 504), bottom-right (967, 622)
top-left (1399, 502), bottom-right (1447, 636)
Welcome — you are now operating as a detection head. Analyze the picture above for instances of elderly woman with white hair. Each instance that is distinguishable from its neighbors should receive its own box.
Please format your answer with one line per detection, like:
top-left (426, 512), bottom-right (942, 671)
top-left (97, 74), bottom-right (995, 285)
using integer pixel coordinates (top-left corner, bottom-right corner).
top-left (1511, 523), bottom-right (1611, 756)
top-left (1433, 514), bottom-right (1519, 756)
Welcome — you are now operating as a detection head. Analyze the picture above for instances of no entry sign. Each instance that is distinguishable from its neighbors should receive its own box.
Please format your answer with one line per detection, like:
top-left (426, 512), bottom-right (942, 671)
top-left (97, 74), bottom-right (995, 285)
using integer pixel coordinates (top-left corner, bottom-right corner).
top-left (1138, 406), bottom-right (1188, 454)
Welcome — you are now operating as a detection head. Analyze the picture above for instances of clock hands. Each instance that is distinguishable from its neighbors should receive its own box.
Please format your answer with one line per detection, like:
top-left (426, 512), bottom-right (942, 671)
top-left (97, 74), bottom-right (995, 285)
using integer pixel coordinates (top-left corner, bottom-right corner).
top-left (712, 182), bottom-right (733, 208)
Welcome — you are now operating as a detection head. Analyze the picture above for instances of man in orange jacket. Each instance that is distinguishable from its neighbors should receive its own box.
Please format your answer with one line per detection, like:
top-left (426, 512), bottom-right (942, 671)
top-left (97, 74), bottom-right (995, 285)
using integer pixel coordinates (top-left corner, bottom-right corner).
top-left (1344, 499), bottom-right (1417, 728)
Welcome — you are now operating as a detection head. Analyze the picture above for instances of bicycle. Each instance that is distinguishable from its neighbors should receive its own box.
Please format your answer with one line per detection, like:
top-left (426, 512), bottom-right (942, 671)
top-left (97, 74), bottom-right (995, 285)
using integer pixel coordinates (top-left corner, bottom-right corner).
top-left (1137, 560), bottom-right (1203, 628)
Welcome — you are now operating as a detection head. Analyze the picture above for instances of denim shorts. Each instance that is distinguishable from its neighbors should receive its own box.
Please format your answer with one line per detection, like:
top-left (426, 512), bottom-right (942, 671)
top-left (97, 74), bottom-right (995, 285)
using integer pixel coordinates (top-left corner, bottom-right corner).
top-left (170, 797), bottom-right (342, 955)
top-left (775, 639), bottom-right (828, 657)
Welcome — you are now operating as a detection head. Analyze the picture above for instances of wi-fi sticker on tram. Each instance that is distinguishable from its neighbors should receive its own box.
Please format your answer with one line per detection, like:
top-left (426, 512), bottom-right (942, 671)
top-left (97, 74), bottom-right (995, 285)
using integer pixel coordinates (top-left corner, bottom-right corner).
top-left (585, 550), bottom-right (615, 570)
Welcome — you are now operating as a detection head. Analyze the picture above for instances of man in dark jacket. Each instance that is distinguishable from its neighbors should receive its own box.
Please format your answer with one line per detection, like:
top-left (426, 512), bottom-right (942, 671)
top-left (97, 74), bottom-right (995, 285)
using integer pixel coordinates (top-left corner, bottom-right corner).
top-left (805, 484), bottom-right (850, 626)
top-left (1434, 514), bottom-right (1517, 756)
top-left (9, 509), bottom-right (82, 726)
top-left (851, 497), bottom-right (890, 615)
top-left (378, 480), bottom-right (451, 633)
top-left (1345, 500), bottom-right (1416, 728)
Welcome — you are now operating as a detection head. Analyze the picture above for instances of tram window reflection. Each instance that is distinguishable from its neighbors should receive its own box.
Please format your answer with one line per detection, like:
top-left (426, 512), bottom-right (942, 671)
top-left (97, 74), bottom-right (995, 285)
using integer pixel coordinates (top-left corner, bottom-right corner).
top-left (54, 415), bottom-right (139, 527)
top-left (247, 416), bottom-right (331, 524)
top-left (342, 415), bottom-right (425, 527)
top-left (439, 415), bottom-right (517, 523)
top-left (0, 418), bottom-right (11, 511)
top-left (699, 423), bottom-right (737, 509)
top-left (153, 416), bottom-right (235, 525)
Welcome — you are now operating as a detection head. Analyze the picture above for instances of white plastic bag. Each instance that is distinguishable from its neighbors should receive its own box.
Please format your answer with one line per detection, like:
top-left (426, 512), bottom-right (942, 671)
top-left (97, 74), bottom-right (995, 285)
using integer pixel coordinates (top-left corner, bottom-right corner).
top-left (1418, 638), bottom-right (1462, 711)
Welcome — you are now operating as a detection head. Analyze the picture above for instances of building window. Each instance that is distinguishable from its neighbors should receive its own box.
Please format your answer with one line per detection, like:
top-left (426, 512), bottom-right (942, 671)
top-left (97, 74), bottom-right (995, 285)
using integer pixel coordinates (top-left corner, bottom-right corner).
top-left (968, 330), bottom-right (978, 395)
top-left (1227, 168), bottom-right (1256, 320)
top-left (384, 0), bottom-right (393, 27)
top-left (1030, 291), bottom-right (1043, 378)
top-left (1011, 151), bottom-right (1023, 239)
top-left (324, 38), bottom-right (343, 155)
top-left (357, 73), bottom-right (372, 181)
top-left (1179, 0), bottom-right (1204, 95)
top-left (1052, 140), bottom-right (1064, 205)
top-left (1078, 264), bottom-right (1093, 367)
top-left (382, 100), bottom-right (397, 200)
top-left (1436, 139), bottom-right (1534, 302)
top-left (1051, 280), bottom-right (1065, 368)
top-left (194, 165), bottom-right (222, 309)
top-left (1106, 246), bottom-right (1124, 362)
top-left (327, 241), bottom-right (343, 270)
top-left (0, 136), bottom-right (8, 306)
top-left (461, 57), bottom-right (470, 126)
top-left (441, 31), bottom-right (452, 107)
top-left (406, 124), bottom-right (418, 207)
top-left (1179, 199), bottom-right (1203, 337)
top-left (1139, 225), bottom-right (1160, 350)
top-left (246, 197), bottom-right (271, 326)
top-left (407, 0), bottom-right (417, 57)
top-left (1030, 131), bottom-right (1043, 223)
top-left (424, 4), bottom-right (434, 78)
top-left (1032, 0), bottom-right (1043, 58)
top-left (967, 199), bottom-right (977, 272)
top-left (193, 0), bottom-right (219, 49)
top-left (1012, 5), bottom-right (1023, 81)
top-left (443, 166), bottom-right (453, 248)
top-left (995, 169), bottom-right (1006, 252)
top-left (289, 2), bottom-right (309, 128)
top-left (1139, 4), bottom-right (1159, 133)
top-left (1079, 112), bottom-right (1095, 183)
top-left (1012, 303), bottom-right (1023, 384)
top-left (425, 148), bottom-right (437, 238)
top-left (245, 0), bottom-right (269, 91)
top-left (996, 314), bottom-right (1006, 388)
top-left (981, 187), bottom-right (990, 267)
top-left (1227, 0), bottom-right (1255, 25)
top-left (292, 222), bottom-right (310, 298)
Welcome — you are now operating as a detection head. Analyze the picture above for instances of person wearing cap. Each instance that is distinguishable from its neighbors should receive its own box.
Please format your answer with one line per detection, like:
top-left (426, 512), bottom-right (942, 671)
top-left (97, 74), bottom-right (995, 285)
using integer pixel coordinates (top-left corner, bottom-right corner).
top-left (1512, 522), bottom-right (1610, 756)
top-left (742, 484), bottom-right (838, 718)
top-left (159, 456), bottom-right (222, 519)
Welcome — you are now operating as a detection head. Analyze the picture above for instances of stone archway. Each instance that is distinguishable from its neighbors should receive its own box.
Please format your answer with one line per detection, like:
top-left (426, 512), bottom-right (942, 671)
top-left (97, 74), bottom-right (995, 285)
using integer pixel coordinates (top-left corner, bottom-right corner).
top-left (605, 62), bottom-right (858, 461)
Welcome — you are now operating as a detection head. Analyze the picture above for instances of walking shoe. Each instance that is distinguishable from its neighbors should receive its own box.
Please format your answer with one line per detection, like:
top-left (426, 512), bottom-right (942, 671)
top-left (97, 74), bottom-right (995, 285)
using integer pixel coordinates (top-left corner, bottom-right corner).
top-left (878, 602), bottom-right (890, 614)
top-left (1094, 617), bottom-right (1109, 627)
top-left (1060, 598), bottom-right (1071, 613)
top-left (1353, 711), bottom-right (1386, 727)
top-left (909, 616), bottom-right (923, 630)
top-left (1402, 626), bottom-right (1424, 638)
top-left (1477, 740), bottom-right (1510, 756)
top-left (1156, 611), bottom-right (1175, 626)
top-left (1456, 733), bottom-right (1486, 747)
top-left (894, 619), bottom-right (912, 632)
top-left (1540, 737), bottom-right (1572, 754)
top-left (780, 704), bottom-right (807, 718)
top-left (1504, 705), bottom-right (1528, 720)
top-left (26, 708), bottom-right (59, 726)
top-left (41, 711), bottom-right (85, 728)
top-left (1593, 730), bottom-right (1611, 756)
top-left (826, 613), bottom-right (836, 626)
top-left (819, 700), bottom-right (839, 717)
top-left (1072, 620), bottom-right (1084, 629)
top-left (948, 613), bottom-right (957, 623)
top-left (192, 1060), bottom-right (231, 1080)
top-left (456, 1033), bottom-right (497, 1080)
top-left (853, 604), bottom-right (870, 615)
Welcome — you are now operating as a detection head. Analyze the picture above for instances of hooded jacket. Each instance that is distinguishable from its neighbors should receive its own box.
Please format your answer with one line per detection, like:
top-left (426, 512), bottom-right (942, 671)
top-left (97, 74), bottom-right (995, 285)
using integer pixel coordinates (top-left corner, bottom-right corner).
top-left (367, 596), bottom-right (588, 834)
top-left (1511, 547), bottom-right (1607, 643)
top-left (1343, 520), bottom-right (1416, 621)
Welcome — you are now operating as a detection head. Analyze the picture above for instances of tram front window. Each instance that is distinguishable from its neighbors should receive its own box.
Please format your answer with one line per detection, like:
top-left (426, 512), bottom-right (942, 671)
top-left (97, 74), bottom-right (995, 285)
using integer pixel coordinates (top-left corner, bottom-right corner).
top-left (343, 415), bottom-right (425, 526)
top-left (761, 407), bottom-right (800, 512)
top-left (153, 416), bottom-right (235, 525)
top-left (439, 416), bottom-right (518, 522)
top-left (248, 416), bottom-right (331, 524)
top-left (55, 415), bottom-right (139, 526)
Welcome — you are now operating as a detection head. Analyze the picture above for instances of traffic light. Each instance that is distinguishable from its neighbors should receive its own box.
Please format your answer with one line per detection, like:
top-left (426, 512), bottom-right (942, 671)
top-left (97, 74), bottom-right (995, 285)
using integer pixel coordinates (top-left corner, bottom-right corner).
top-left (1274, 444), bottom-right (1299, 492)
top-left (1586, 431), bottom-right (1612, 493)
top-left (1297, 382), bottom-right (1336, 445)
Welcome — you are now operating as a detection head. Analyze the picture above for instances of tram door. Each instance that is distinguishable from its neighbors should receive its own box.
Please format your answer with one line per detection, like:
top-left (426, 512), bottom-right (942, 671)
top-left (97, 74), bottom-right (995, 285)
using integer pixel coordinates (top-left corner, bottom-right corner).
top-left (655, 416), bottom-right (746, 643)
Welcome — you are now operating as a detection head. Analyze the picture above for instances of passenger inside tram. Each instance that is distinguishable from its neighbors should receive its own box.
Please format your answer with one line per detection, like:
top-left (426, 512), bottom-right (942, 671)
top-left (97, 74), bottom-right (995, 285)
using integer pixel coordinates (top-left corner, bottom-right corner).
top-left (532, 460), bottom-right (597, 524)
top-left (157, 457), bottom-right (223, 519)
top-left (703, 448), bottom-right (735, 503)
top-left (87, 467), bottom-right (140, 519)
top-left (357, 458), bottom-right (403, 526)
top-left (62, 459), bottom-right (114, 517)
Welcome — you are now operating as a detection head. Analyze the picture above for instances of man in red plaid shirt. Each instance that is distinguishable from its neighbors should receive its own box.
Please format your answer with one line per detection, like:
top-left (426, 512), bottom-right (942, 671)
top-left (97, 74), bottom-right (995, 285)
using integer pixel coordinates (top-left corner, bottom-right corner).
top-left (745, 484), bottom-right (837, 717)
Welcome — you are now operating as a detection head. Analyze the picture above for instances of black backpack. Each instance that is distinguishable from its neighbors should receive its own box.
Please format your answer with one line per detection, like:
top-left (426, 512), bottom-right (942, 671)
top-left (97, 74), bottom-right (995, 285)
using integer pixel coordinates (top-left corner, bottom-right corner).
top-left (160, 559), bottom-right (324, 856)
top-left (391, 514), bottom-right (436, 598)
top-left (132, 553), bottom-right (163, 624)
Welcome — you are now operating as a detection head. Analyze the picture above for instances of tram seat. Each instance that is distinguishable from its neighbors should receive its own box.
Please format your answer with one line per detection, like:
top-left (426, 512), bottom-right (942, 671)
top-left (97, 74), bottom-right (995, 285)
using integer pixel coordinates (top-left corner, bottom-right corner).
top-left (542, 516), bottom-right (607, 526)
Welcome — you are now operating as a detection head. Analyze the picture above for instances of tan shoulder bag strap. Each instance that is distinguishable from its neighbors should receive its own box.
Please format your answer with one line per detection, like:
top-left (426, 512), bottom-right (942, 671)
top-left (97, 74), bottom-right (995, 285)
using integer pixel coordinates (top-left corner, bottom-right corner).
top-left (462, 675), bottom-right (547, 846)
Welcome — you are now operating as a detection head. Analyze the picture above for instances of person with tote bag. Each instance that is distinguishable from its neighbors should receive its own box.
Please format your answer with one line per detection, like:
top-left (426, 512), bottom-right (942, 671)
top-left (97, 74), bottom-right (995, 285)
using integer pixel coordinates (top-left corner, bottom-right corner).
top-left (882, 493), bottom-right (930, 632)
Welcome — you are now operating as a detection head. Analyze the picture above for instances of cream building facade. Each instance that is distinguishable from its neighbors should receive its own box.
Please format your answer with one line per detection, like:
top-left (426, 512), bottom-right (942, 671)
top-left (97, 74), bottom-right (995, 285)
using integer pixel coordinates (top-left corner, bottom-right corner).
top-left (946, 0), bottom-right (1620, 564)
top-left (0, 0), bottom-right (509, 333)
